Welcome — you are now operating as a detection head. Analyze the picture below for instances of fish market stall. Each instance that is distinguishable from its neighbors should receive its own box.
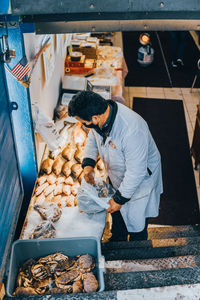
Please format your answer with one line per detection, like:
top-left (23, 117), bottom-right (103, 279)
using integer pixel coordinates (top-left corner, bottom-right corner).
top-left (20, 121), bottom-right (109, 241)
top-left (19, 32), bottom-right (127, 246)
top-left (2, 31), bottom-right (127, 298)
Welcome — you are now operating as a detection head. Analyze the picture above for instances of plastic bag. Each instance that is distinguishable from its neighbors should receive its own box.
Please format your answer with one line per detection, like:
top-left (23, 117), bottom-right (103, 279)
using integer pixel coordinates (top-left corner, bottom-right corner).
top-left (77, 178), bottom-right (115, 214)
top-left (33, 104), bottom-right (64, 151)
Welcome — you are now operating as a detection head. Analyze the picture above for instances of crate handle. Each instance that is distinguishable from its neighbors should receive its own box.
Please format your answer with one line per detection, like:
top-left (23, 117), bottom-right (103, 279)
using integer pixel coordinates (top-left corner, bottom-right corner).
top-left (98, 256), bottom-right (105, 273)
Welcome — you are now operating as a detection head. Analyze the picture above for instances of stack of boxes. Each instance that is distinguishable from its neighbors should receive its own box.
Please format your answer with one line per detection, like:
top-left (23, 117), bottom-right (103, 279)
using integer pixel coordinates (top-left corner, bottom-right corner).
top-left (65, 35), bottom-right (99, 74)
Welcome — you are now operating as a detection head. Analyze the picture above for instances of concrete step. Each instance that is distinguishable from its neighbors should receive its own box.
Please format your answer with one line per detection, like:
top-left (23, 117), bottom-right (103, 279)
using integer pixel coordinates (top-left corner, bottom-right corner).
top-left (102, 242), bottom-right (200, 260)
top-left (104, 267), bottom-right (200, 291)
top-left (102, 235), bottom-right (200, 251)
top-left (105, 254), bottom-right (200, 273)
top-left (148, 225), bottom-right (200, 239)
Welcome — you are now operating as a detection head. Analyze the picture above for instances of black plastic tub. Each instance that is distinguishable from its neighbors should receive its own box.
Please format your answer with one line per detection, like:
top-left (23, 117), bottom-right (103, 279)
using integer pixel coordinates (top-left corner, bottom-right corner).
top-left (6, 237), bottom-right (105, 297)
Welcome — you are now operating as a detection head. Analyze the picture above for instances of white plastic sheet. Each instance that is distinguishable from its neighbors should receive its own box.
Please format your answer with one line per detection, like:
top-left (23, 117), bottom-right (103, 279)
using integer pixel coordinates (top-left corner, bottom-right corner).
top-left (56, 207), bottom-right (106, 240)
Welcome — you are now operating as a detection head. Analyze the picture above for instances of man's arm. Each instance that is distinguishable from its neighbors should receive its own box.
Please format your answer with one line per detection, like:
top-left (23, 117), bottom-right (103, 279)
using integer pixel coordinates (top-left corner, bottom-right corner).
top-left (82, 130), bottom-right (98, 184)
top-left (113, 129), bottom-right (149, 205)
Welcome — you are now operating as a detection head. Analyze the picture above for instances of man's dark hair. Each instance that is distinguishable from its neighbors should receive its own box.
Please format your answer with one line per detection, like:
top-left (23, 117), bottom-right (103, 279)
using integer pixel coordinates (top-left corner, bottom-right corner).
top-left (68, 91), bottom-right (108, 121)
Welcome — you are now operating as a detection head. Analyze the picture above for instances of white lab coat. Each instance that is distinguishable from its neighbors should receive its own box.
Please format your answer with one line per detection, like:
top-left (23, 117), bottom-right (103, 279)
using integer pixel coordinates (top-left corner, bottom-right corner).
top-left (84, 102), bottom-right (163, 232)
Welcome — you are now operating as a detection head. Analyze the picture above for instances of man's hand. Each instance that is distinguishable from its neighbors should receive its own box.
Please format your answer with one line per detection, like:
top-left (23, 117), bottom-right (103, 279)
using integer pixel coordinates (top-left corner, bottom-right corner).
top-left (106, 198), bottom-right (122, 213)
top-left (83, 166), bottom-right (95, 185)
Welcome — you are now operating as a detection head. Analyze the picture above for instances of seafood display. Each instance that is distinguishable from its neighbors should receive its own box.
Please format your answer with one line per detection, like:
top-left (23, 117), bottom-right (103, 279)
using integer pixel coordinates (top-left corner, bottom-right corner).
top-left (30, 221), bottom-right (56, 239)
top-left (34, 203), bottom-right (62, 222)
top-left (13, 253), bottom-right (98, 296)
top-left (21, 121), bottom-right (106, 240)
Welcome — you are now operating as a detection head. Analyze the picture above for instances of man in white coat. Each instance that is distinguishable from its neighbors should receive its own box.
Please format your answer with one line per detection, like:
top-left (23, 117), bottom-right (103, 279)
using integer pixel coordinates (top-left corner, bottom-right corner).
top-left (68, 91), bottom-right (163, 241)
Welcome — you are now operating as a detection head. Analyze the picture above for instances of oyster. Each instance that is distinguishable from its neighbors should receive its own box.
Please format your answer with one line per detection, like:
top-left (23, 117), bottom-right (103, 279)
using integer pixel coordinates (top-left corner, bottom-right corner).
top-left (83, 272), bottom-right (98, 293)
top-left (55, 270), bottom-right (80, 288)
top-left (78, 254), bottom-right (95, 273)
top-left (30, 221), bottom-right (56, 239)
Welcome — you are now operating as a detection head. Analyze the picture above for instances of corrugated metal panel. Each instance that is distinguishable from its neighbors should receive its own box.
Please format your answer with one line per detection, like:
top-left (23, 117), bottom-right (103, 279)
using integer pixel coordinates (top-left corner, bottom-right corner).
top-left (0, 62), bottom-right (23, 280)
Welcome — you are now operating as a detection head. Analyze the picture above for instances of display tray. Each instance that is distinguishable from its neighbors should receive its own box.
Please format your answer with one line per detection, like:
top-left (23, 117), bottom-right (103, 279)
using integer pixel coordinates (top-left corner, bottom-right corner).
top-left (6, 237), bottom-right (105, 297)
top-left (19, 120), bottom-right (107, 240)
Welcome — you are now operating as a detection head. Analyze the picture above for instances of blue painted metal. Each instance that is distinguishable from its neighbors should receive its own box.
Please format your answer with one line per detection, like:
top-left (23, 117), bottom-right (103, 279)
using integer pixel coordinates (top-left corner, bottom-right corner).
top-left (0, 0), bottom-right (9, 14)
top-left (3, 27), bottom-right (38, 201)
top-left (0, 15), bottom-right (19, 22)
top-left (19, 22), bottom-right (35, 33)
top-left (0, 46), bottom-right (23, 280)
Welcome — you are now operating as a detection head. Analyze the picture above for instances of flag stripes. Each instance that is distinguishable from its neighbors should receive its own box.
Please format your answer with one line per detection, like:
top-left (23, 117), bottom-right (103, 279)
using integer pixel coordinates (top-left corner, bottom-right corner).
top-left (11, 57), bottom-right (31, 80)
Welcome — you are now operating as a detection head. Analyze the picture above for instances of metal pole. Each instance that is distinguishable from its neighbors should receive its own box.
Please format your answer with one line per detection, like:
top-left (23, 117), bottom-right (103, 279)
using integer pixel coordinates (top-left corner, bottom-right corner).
top-left (156, 31), bottom-right (173, 88)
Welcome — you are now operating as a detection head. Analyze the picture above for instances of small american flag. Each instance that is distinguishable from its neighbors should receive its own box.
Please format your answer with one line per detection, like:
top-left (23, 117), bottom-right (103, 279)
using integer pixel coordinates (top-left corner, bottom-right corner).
top-left (11, 56), bottom-right (31, 80)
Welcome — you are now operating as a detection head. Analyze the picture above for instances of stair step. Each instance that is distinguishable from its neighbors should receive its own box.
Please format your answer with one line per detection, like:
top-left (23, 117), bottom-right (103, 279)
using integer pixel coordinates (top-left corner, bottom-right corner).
top-left (105, 254), bottom-right (200, 273)
top-left (102, 235), bottom-right (200, 251)
top-left (148, 225), bottom-right (200, 239)
top-left (103, 243), bottom-right (200, 260)
top-left (104, 267), bottom-right (200, 291)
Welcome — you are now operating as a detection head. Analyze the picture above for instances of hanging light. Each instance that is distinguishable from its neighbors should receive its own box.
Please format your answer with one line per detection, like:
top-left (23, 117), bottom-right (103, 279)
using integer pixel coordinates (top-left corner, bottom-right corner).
top-left (137, 32), bottom-right (154, 67)
top-left (139, 33), bottom-right (151, 46)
